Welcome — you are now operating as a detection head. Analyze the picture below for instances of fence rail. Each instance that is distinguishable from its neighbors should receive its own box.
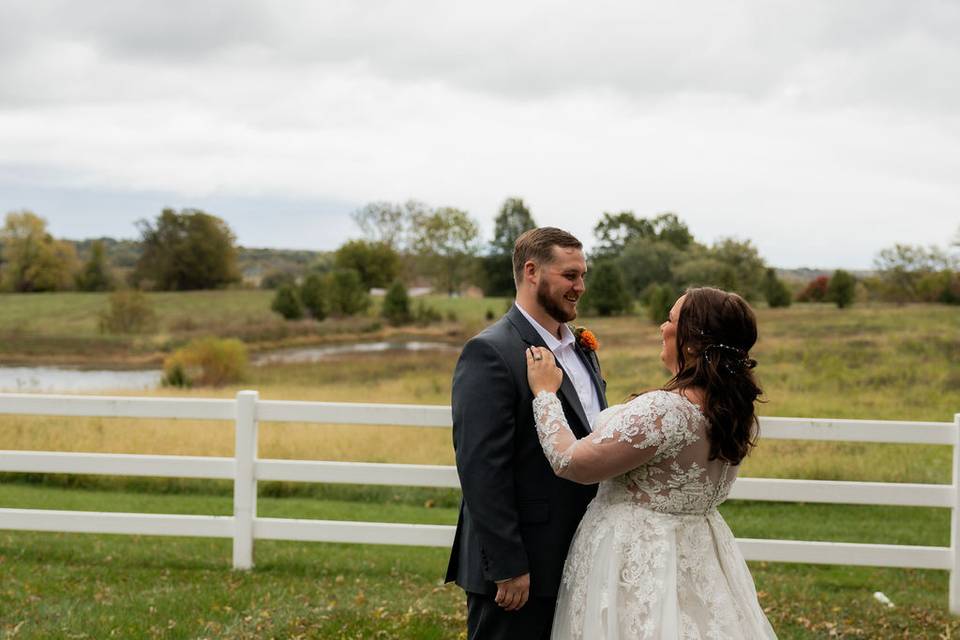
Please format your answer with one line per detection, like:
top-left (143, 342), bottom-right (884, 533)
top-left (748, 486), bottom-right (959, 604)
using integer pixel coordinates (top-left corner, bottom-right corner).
top-left (1, 392), bottom-right (958, 612)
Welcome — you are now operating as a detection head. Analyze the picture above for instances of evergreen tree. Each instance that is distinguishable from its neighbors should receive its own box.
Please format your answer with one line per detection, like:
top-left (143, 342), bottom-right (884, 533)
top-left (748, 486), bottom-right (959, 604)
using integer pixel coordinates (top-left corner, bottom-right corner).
top-left (827, 269), bottom-right (856, 309)
top-left (381, 280), bottom-right (412, 325)
top-left (327, 268), bottom-right (370, 316)
top-left (271, 284), bottom-right (304, 320)
top-left (483, 197), bottom-right (536, 296)
top-left (300, 273), bottom-right (328, 320)
top-left (762, 268), bottom-right (792, 308)
top-left (76, 240), bottom-right (114, 291)
top-left (582, 261), bottom-right (631, 316)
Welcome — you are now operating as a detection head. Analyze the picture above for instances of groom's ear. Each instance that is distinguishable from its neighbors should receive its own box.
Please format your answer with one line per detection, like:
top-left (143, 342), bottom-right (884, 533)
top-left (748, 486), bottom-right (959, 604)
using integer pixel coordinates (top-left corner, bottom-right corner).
top-left (522, 259), bottom-right (539, 286)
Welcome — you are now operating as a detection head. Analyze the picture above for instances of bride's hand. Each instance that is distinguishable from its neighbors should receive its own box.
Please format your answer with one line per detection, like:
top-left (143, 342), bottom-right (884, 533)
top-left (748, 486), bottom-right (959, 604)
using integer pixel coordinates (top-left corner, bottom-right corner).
top-left (526, 346), bottom-right (563, 395)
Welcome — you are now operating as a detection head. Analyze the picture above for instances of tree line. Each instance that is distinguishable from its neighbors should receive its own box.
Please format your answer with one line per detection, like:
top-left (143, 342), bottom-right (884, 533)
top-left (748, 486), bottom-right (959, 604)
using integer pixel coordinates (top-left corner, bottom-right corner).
top-left (1, 205), bottom-right (957, 324)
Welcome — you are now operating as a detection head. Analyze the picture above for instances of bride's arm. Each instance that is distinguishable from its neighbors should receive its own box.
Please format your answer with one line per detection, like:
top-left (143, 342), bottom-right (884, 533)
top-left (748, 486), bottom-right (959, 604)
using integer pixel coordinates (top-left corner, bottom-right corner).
top-left (526, 347), bottom-right (683, 484)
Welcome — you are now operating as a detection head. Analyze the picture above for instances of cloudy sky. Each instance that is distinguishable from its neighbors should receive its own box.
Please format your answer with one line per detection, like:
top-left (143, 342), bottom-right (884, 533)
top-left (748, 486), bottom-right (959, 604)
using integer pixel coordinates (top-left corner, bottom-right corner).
top-left (1, 1), bottom-right (957, 269)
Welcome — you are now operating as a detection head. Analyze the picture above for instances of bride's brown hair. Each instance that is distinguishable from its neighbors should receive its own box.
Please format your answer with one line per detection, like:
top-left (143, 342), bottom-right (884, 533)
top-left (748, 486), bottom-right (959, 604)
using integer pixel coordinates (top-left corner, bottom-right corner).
top-left (663, 287), bottom-right (762, 465)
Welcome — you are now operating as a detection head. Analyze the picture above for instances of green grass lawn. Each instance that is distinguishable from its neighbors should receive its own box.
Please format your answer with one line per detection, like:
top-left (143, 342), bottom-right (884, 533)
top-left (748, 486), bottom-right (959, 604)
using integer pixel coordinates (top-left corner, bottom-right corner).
top-left (0, 483), bottom-right (955, 638)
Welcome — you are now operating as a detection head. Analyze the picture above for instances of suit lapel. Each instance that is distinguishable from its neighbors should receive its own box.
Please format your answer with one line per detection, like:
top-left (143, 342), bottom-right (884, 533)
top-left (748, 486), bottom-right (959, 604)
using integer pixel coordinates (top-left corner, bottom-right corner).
top-left (507, 305), bottom-right (591, 436)
top-left (573, 342), bottom-right (608, 410)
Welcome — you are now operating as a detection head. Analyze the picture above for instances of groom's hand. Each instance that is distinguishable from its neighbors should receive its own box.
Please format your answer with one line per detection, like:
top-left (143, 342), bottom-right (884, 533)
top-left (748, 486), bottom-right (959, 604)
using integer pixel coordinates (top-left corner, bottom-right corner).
top-left (494, 572), bottom-right (530, 611)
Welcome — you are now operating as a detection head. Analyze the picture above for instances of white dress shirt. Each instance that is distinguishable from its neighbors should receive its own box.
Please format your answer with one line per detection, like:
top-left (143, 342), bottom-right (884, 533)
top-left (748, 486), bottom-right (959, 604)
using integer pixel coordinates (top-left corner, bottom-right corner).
top-left (515, 302), bottom-right (601, 430)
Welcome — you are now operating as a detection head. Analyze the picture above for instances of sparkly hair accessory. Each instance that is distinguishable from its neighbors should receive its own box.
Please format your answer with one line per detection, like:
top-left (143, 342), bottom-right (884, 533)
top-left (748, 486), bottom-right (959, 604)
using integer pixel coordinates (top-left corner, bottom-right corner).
top-left (702, 343), bottom-right (752, 373)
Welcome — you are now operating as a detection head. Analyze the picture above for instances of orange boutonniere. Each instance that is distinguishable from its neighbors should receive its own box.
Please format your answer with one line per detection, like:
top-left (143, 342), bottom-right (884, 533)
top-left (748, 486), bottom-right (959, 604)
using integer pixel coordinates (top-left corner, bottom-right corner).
top-left (574, 327), bottom-right (599, 352)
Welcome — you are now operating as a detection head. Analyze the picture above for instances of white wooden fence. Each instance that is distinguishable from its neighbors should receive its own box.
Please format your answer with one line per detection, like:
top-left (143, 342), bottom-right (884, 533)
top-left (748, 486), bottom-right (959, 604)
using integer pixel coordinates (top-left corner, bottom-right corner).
top-left (1, 391), bottom-right (958, 612)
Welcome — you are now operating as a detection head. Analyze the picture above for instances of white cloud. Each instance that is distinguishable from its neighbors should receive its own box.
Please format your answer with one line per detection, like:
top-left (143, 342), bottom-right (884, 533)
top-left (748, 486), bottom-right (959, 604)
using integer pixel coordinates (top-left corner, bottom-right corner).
top-left (0, 0), bottom-right (957, 268)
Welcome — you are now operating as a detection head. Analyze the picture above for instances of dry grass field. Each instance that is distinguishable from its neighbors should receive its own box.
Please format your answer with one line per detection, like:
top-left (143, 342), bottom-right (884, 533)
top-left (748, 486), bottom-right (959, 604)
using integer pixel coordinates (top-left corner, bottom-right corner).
top-left (1, 296), bottom-right (959, 637)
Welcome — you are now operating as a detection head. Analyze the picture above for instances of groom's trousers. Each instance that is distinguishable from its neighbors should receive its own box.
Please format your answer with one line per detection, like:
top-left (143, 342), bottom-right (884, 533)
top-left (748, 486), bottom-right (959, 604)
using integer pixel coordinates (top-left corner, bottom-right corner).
top-left (466, 591), bottom-right (555, 640)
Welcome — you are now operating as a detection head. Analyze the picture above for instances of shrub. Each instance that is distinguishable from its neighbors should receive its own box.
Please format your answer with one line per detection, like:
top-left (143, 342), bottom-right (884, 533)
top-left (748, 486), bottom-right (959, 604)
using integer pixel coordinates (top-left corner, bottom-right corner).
top-left (827, 270), bottom-right (856, 309)
top-left (327, 268), bottom-right (370, 316)
top-left (163, 337), bottom-right (248, 388)
top-left (796, 275), bottom-right (829, 302)
top-left (485, 308), bottom-right (496, 321)
top-left (414, 301), bottom-right (442, 325)
top-left (271, 284), bottom-right (304, 320)
top-left (762, 268), bottom-right (792, 308)
top-left (98, 290), bottom-right (157, 334)
top-left (300, 273), bottom-right (328, 320)
top-left (381, 280), bottom-right (412, 326)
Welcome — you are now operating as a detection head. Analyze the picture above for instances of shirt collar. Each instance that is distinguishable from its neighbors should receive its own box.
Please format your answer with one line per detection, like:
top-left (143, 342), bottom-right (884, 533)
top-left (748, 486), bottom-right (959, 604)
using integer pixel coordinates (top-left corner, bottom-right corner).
top-left (514, 302), bottom-right (575, 351)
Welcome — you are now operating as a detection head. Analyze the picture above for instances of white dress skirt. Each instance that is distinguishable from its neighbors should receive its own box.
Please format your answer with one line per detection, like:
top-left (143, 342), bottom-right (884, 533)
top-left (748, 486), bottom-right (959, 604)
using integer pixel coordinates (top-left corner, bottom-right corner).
top-left (532, 390), bottom-right (777, 639)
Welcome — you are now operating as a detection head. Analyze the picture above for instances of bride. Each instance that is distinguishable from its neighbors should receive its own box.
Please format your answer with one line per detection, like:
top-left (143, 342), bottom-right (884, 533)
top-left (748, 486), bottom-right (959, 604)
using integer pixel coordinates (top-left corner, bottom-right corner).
top-left (525, 287), bottom-right (777, 639)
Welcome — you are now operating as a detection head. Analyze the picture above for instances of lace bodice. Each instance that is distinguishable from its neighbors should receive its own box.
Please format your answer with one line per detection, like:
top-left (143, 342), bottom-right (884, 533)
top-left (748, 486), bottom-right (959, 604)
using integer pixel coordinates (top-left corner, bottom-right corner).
top-left (532, 389), bottom-right (737, 514)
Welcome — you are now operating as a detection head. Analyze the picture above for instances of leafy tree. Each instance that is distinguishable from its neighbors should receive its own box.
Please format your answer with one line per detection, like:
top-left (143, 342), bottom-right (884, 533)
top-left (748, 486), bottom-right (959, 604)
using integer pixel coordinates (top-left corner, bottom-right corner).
top-left (483, 197), bottom-right (537, 296)
top-left (326, 268), bottom-right (370, 316)
top-left (351, 200), bottom-right (427, 251)
top-left (0, 211), bottom-right (79, 292)
top-left (646, 283), bottom-right (676, 324)
top-left (762, 268), bottom-right (792, 308)
top-left (592, 211), bottom-right (656, 259)
top-left (132, 208), bottom-right (240, 290)
top-left (873, 243), bottom-right (953, 303)
top-left (708, 238), bottom-right (766, 300)
top-left (652, 212), bottom-right (694, 250)
top-left (76, 240), bottom-right (114, 291)
top-left (410, 206), bottom-right (481, 296)
top-left (271, 284), bottom-right (304, 320)
top-left (672, 257), bottom-right (737, 292)
top-left (582, 261), bottom-right (631, 316)
top-left (617, 238), bottom-right (681, 296)
top-left (334, 240), bottom-right (400, 290)
top-left (827, 270), bottom-right (856, 309)
top-left (300, 273), bottom-right (328, 320)
top-left (592, 211), bottom-right (693, 260)
top-left (796, 275), bottom-right (829, 302)
top-left (381, 280), bottom-right (412, 325)
top-left (916, 270), bottom-right (960, 304)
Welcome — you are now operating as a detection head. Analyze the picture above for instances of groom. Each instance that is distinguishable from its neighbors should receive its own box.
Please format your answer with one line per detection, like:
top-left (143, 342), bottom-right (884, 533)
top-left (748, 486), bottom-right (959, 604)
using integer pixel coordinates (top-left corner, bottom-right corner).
top-left (445, 227), bottom-right (607, 639)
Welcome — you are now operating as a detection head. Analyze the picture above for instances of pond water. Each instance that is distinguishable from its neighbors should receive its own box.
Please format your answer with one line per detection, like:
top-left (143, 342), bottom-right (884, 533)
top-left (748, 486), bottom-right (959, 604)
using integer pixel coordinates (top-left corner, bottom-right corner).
top-left (251, 340), bottom-right (456, 365)
top-left (0, 366), bottom-right (164, 393)
top-left (0, 341), bottom-right (458, 393)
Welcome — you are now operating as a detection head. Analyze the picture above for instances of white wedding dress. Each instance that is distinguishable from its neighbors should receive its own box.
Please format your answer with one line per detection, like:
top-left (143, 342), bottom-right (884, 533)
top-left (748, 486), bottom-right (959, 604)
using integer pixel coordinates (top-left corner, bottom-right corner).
top-left (533, 389), bottom-right (776, 639)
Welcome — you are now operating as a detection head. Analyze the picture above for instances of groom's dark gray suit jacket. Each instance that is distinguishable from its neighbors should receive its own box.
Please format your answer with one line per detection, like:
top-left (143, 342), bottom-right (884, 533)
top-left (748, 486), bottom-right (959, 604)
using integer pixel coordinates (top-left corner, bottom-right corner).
top-left (445, 305), bottom-right (608, 598)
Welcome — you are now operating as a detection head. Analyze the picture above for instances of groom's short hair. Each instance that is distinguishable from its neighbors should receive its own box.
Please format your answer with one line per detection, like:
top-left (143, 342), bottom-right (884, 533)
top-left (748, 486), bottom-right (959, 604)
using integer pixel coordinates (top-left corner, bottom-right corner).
top-left (513, 227), bottom-right (583, 288)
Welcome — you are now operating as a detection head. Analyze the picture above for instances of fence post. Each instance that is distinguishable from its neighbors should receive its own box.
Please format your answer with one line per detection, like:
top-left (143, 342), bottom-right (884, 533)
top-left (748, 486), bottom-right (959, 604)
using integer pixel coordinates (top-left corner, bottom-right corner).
top-left (233, 390), bottom-right (258, 570)
top-left (951, 413), bottom-right (960, 614)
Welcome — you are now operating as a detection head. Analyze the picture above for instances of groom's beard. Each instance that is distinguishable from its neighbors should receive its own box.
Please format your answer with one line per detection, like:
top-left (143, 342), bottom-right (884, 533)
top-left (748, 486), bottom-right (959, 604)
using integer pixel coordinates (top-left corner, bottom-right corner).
top-left (537, 279), bottom-right (578, 323)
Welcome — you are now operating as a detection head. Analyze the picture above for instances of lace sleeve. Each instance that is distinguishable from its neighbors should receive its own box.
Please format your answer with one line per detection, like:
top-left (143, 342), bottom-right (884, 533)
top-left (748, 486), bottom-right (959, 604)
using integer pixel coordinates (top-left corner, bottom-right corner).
top-left (532, 390), bottom-right (698, 484)
top-left (532, 391), bottom-right (582, 474)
